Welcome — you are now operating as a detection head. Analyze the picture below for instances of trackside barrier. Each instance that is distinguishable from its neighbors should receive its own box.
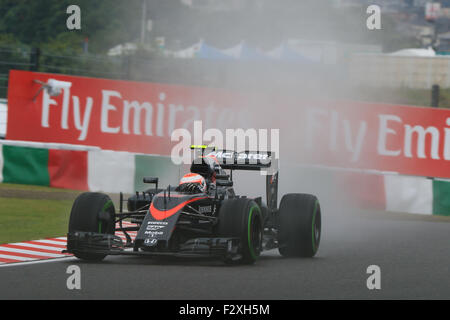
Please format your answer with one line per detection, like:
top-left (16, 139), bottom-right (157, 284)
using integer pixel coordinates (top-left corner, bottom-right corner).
top-left (0, 140), bottom-right (448, 216)
top-left (0, 140), bottom-right (181, 193)
top-left (284, 163), bottom-right (450, 217)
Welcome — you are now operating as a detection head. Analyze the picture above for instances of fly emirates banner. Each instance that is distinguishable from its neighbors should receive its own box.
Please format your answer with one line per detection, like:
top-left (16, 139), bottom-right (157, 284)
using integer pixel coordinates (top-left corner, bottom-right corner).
top-left (7, 70), bottom-right (450, 179)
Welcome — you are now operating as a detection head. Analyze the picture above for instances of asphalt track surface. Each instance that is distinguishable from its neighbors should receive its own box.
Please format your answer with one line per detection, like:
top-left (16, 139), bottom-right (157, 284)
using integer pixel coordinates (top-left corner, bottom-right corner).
top-left (0, 208), bottom-right (449, 300)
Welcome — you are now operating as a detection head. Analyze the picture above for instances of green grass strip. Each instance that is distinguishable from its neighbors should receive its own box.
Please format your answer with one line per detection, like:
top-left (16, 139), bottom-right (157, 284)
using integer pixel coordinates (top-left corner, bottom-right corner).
top-left (0, 197), bottom-right (73, 244)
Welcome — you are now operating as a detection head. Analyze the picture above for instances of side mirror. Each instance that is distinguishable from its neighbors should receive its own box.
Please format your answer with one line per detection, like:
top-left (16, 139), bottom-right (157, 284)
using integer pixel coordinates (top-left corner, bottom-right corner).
top-left (143, 177), bottom-right (158, 184)
top-left (143, 177), bottom-right (158, 190)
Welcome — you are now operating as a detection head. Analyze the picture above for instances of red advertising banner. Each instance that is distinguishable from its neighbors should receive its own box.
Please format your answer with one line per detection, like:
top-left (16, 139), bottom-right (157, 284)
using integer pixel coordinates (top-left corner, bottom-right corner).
top-left (7, 70), bottom-right (250, 155)
top-left (7, 70), bottom-right (450, 179)
top-left (286, 100), bottom-right (450, 179)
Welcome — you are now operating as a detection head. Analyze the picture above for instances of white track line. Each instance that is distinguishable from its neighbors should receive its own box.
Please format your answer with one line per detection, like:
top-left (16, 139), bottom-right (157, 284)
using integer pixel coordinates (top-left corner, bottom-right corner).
top-left (0, 254), bottom-right (35, 261)
top-left (0, 256), bottom-right (76, 268)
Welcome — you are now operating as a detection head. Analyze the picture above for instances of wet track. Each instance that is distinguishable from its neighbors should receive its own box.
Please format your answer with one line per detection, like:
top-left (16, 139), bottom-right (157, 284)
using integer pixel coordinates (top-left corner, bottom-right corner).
top-left (0, 208), bottom-right (449, 300)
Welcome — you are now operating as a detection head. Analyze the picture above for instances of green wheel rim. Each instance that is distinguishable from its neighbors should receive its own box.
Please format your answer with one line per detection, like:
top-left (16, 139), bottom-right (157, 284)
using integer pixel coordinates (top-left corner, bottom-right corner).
top-left (99, 200), bottom-right (113, 234)
top-left (248, 206), bottom-right (261, 260)
top-left (311, 200), bottom-right (319, 253)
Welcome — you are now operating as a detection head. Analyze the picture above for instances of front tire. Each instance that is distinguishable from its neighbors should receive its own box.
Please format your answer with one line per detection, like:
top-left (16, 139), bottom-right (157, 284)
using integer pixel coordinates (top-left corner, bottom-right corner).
top-left (68, 192), bottom-right (115, 261)
top-left (218, 198), bottom-right (263, 265)
top-left (278, 193), bottom-right (321, 258)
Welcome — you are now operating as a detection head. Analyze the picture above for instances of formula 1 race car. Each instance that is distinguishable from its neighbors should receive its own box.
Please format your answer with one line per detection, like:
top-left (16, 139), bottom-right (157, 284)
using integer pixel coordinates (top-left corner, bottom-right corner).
top-left (65, 146), bottom-right (322, 265)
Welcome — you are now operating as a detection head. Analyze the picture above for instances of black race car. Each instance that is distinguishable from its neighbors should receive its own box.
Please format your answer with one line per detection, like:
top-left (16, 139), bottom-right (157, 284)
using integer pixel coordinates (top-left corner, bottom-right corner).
top-left (65, 147), bottom-right (322, 264)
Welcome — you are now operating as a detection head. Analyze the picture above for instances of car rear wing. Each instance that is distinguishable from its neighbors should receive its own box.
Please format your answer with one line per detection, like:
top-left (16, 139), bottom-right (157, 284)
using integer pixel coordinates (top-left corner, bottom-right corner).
top-left (204, 150), bottom-right (274, 171)
top-left (202, 149), bottom-right (279, 210)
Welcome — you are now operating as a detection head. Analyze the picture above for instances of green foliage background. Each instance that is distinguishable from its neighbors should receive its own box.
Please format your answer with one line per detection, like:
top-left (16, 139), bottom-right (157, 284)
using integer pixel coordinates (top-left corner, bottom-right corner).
top-left (0, 0), bottom-right (418, 54)
top-left (0, 0), bottom-right (141, 54)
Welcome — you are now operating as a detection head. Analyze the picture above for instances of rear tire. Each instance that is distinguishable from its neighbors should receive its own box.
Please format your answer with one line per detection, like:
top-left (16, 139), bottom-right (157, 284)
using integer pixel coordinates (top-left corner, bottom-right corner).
top-left (68, 192), bottom-right (115, 261)
top-left (278, 193), bottom-right (321, 258)
top-left (218, 198), bottom-right (263, 265)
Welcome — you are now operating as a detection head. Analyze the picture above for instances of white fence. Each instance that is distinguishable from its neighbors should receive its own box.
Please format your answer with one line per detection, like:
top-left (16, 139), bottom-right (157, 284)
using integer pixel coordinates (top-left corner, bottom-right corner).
top-left (348, 54), bottom-right (450, 89)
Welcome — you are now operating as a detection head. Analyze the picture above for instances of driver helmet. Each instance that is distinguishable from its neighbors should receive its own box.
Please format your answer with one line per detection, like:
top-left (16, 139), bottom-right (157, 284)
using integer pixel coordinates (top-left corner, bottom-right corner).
top-left (178, 173), bottom-right (207, 193)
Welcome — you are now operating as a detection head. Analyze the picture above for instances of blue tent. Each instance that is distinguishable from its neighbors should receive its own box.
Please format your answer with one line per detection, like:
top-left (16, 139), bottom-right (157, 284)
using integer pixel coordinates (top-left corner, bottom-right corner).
top-left (239, 44), bottom-right (270, 61)
top-left (196, 43), bottom-right (234, 60)
top-left (189, 41), bottom-right (318, 63)
top-left (264, 44), bottom-right (315, 63)
top-left (279, 46), bottom-right (313, 63)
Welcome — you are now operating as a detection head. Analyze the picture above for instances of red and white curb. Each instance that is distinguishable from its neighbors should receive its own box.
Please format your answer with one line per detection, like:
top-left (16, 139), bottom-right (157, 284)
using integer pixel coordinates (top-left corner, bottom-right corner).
top-left (0, 221), bottom-right (138, 265)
